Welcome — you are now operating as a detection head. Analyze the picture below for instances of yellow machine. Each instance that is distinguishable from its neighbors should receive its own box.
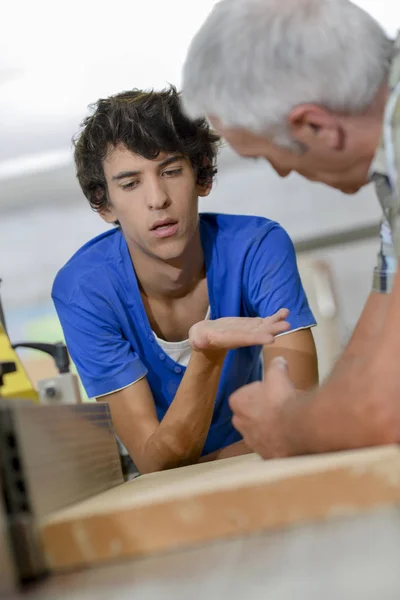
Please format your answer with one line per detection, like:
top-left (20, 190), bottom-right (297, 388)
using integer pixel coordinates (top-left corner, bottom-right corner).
top-left (0, 284), bottom-right (80, 405)
top-left (0, 279), bottom-right (37, 400)
top-left (0, 321), bottom-right (38, 402)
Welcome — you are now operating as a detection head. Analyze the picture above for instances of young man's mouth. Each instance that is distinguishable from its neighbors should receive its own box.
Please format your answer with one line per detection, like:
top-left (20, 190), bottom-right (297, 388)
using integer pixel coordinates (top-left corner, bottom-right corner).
top-left (150, 219), bottom-right (179, 239)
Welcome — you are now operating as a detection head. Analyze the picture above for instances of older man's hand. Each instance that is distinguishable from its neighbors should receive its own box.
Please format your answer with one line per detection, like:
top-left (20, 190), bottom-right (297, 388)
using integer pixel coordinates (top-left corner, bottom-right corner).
top-left (230, 349), bottom-right (400, 459)
top-left (229, 356), bottom-right (299, 458)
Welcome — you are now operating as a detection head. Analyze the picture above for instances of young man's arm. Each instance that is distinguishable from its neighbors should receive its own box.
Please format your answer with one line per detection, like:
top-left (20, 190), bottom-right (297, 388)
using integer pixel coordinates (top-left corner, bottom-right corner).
top-left (262, 328), bottom-right (318, 389)
top-left (201, 223), bottom-right (319, 463)
top-left (103, 349), bottom-right (225, 473)
top-left (200, 328), bottom-right (318, 462)
top-left (100, 313), bottom-right (289, 473)
top-left (246, 223), bottom-right (318, 389)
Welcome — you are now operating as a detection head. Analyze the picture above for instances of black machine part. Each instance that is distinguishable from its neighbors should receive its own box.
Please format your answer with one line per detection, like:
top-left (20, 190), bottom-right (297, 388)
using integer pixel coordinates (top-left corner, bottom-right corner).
top-left (0, 278), bottom-right (7, 334)
top-left (0, 400), bottom-right (124, 587)
top-left (11, 343), bottom-right (70, 375)
top-left (0, 361), bottom-right (17, 388)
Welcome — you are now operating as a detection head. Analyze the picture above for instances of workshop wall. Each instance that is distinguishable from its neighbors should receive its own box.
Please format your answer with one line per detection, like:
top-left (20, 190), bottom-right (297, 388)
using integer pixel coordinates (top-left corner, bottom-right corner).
top-left (0, 0), bottom-right (391, 386)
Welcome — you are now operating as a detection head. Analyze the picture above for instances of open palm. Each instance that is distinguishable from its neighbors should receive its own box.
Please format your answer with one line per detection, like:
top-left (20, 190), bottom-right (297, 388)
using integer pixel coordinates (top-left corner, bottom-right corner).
top-left (189, 308), bottom-right (290, 351)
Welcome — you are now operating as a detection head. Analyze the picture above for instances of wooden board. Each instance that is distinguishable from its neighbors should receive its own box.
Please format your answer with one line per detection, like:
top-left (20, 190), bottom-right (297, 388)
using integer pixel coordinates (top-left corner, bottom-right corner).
top-left (39, 445), bottom-right (400, 572)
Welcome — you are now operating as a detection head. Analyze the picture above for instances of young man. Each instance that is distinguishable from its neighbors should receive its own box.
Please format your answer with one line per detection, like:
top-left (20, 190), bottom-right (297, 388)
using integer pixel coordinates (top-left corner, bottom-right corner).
top-left (182, 0), bottom-right (400, 457)
top-left (52, 87), bottom-right (318, 473)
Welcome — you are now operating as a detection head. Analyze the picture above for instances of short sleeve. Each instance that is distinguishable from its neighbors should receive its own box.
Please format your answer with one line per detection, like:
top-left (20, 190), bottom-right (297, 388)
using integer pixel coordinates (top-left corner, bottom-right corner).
top-left (52, 274), bottom-right (147, 399)
top-left (372, 217), bottom-right (398, 294)
top-left (244, 224), bottom-right (316, 331)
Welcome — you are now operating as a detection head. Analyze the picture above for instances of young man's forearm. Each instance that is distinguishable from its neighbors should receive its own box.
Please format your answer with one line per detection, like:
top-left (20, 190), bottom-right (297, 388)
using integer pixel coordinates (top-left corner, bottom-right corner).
top-left (143, 350), bottom-right (226, 471)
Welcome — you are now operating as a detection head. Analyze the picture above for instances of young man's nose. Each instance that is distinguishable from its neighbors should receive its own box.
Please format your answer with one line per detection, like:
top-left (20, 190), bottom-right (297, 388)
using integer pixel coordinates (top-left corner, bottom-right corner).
top-left (146, 180), bottom-right (171, 210)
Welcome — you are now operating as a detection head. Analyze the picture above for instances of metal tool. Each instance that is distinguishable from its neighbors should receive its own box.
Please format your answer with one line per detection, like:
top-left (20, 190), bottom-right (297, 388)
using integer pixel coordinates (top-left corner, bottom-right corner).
top-left (0, 479), bottom-right (17, 596)
top-left (0, 361), bottom-right (18, 595)
top-left (0, 399), bottom-right (124, 594)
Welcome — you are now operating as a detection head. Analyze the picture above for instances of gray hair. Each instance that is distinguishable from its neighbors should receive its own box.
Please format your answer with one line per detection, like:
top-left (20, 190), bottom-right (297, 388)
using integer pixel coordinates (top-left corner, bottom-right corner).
top-left (182, 0), bottom-right (393, 148)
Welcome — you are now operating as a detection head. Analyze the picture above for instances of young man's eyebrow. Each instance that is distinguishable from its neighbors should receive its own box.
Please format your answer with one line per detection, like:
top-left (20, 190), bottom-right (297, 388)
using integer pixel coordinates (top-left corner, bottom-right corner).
top-left (112, 170), bottom-right (140, 181)
top-left (158, 154), bottom-right (185, 168)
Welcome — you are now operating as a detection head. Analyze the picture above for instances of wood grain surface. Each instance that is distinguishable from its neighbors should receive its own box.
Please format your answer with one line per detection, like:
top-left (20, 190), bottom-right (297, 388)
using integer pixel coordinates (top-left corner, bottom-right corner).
top-left (39, 446), bottom-right (400, 572)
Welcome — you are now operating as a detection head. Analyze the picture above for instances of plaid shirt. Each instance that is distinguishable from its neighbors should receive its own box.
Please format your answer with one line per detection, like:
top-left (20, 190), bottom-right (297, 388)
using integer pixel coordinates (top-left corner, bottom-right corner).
top-left (371, 32), bottom-right (400, 293)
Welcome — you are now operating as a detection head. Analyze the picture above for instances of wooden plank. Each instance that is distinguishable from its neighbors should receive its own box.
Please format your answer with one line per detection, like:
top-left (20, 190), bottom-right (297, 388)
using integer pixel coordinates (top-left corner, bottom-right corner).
top-left (39, 446), bottom-right (400, 572)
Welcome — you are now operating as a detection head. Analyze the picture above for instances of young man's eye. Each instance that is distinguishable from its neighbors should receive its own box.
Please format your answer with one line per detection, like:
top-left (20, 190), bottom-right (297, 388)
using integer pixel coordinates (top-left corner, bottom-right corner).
top-left (163, 168), bottom-right (182, 177)
top-left (122, 180), bottom-right (139, 190)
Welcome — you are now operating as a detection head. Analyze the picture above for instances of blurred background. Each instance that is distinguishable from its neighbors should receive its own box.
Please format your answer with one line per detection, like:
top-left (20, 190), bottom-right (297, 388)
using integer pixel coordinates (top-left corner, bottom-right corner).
top-left (0, 0), bottom-right (398, 390)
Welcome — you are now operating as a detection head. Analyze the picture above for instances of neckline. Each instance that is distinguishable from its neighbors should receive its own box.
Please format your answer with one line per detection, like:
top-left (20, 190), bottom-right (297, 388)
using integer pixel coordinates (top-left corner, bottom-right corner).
top-left (119, 218), bottom-right (215, 369)
top-left (152, 306), bottom-right (211, 347)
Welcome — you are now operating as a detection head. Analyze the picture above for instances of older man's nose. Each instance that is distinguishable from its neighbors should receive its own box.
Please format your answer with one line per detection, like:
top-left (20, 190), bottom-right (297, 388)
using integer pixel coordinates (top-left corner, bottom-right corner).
top-left (268, 160), bottom-right (292, 178)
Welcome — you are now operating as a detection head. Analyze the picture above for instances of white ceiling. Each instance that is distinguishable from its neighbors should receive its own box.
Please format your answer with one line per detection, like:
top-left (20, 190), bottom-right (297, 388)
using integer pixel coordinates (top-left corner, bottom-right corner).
top-left (0, 0), bottom-right (398, 193)
top-left (0, 0), bottom-right (219, 181)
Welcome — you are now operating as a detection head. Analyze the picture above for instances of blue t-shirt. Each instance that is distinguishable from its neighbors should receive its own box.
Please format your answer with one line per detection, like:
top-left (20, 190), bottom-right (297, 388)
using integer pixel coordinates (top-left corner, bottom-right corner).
top-left (52, 213), bottom-right (316, 455)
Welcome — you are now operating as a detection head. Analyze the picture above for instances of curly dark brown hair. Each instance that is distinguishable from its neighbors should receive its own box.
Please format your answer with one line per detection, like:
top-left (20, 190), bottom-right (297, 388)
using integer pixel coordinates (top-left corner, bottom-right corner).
top-left (73, 85), bottom-right (220, 213)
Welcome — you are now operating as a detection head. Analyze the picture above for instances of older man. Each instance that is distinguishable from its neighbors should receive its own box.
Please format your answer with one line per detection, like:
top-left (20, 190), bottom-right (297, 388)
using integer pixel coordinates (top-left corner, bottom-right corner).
top-left (182, 0), bottom-right (400, 457)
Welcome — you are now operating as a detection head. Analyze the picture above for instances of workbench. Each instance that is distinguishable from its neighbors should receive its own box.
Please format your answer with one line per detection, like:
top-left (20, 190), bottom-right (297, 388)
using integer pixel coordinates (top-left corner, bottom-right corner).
top-left (11, 506), bottom-right (400, 600)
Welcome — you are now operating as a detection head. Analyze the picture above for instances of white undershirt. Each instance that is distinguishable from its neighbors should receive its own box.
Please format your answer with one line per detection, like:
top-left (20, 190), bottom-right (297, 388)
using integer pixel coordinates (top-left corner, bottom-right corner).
top-left (97, 307), bottom-right (211, 398)
top-left (153, 306), bottom-right (211, 367)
